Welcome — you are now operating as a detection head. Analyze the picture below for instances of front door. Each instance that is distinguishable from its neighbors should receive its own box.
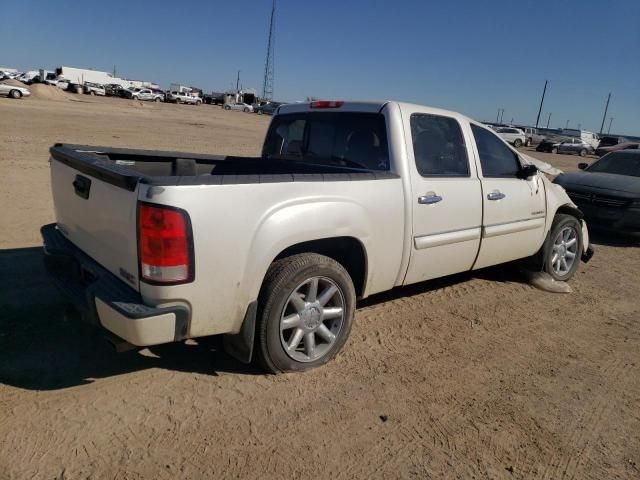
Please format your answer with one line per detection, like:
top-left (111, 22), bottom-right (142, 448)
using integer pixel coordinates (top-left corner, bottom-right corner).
top-left (470, 125), bottom-right (546, 269)
top-left (403, 108), bottom-right (483, 285)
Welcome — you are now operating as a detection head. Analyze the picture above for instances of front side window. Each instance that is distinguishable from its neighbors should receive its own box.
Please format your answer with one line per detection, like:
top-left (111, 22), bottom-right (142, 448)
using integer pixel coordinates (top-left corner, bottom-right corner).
top-left (263, 112), bottom-right (389, 170)
top-left (410, 113), bottom-right (469, 176)
top-left (471, 124), bottom-right (521, 177)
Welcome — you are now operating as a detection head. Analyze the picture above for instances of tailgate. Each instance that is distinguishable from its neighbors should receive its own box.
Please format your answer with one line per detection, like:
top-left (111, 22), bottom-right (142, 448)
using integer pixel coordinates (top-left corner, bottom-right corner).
top-left (50, 148), bottom-right (141, 291)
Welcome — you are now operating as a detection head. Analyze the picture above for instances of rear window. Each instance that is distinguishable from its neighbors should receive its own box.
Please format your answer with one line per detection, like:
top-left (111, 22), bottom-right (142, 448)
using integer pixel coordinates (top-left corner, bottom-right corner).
top-left (263, 112), bottom-right (389, 170)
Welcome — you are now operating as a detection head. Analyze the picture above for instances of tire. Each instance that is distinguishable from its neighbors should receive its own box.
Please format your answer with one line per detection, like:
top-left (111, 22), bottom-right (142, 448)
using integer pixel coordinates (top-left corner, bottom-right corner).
top-left (255, 253), bottom-right (356, 373)
top-left (258, 110), bottom-right (263, 115)
top-left (224, 105), bottom-right (230, 110)
top-left (155, 97), bottom-right (161, 102)
top-left (542, 214), bottom-right (583, 282)
top-left (243, 107), bottom-right (249, 112)
top-left (525, 138), bottom-right (532, 147)
top-left (579, 149), bottom-right (587, 157)
top-left (513, 138), bottom-right (523, 148)
top-left (196, 101), bottom-right (202, 105)
top-left (9, 89), bottom-right (22, 99)
top-left (89, 91), bottom-right (95, 96)
top-left (551, 147), bottom-right (558, 154)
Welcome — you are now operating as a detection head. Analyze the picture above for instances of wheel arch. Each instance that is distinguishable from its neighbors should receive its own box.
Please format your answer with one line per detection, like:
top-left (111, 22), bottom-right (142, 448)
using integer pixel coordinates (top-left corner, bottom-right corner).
top-left (272, 236), bottom-right (368, 298)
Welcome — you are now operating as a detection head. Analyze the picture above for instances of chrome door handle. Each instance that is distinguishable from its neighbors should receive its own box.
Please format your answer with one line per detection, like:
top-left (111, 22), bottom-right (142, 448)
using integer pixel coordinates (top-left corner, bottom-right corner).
top-left (418, 193), bottom-right (443, 204)
top-left (487, 191), bottom-right (506, 201)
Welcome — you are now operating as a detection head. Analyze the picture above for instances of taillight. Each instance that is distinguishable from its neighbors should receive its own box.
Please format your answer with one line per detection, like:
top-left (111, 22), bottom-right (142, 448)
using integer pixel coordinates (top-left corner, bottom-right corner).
top-left (310, 100), bottom-right (344, 108)
top-left (138, 202), bottom-right (193, 284)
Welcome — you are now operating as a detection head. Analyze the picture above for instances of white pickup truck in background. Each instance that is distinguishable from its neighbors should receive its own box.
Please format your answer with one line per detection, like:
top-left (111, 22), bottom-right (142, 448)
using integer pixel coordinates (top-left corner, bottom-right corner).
top-left (42, 100), bottom-right (593, 373)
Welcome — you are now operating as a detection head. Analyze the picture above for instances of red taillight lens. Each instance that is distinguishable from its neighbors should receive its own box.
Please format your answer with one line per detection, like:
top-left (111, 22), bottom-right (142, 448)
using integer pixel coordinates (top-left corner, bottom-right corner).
top-left (138, 203), bottom-right (192, 283)
top-left (310, 100), bottom-right (344, 108)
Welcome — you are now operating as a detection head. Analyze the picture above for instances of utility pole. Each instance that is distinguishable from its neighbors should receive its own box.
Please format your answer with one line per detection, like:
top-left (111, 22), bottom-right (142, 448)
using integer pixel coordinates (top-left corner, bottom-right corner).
top-left (599, 92), bottom-right (611, 135)
top-left (535, 80), bottom-right (548, 128)
top-left (510, 117), bottom-right (514, 125)
top-left (565, 120), bottom-right (570, 129)
top-left (113, 65), bottom-right (116, 78)
top-left (236, 70), bottom-right (240, 92)
top-left (496, 108), bottom-right (501, 123)
top-left (499, 109), bottom-right (504, 124)
top-left (577, 123), bottom-right (581, 130)
top-left (607, 117), bottom-right (614, 134)
top-left (546, 112), bottom-right (552, 128)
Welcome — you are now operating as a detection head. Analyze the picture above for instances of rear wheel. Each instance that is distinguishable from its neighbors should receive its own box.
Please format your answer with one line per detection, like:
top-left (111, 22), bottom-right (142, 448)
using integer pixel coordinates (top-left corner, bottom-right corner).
top-left (579, 149), bottom-right (587, 157)
top-left (155, 97), bottom-right (161, 102)
top-left (514, 138), bottom-right (523, 148)
top-left (551, 147), bottom-right (558, 154)
top-left (258, 110), bottom-right (263, 115)
top-left (255, 253), bottom-right (356, 373)
top-left (525, 138), bottom-right (532, 147)
top-left (224, 105), bottom-right (230, 110)
top-left (543, 214), bottom-right (583, 281)
top-left (9, 89), bottom-right (21, 99)
top-left (243, 107), bottom-right (249, 112)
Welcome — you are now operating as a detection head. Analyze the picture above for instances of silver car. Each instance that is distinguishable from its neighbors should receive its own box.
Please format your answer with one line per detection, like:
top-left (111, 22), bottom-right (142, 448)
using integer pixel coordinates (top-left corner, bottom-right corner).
top-left (224, 102), bottom-right (253, 112)
top-left (496, 127), bottom-right (526, 148)
top-left (0, 83), bottom-right (31, 99)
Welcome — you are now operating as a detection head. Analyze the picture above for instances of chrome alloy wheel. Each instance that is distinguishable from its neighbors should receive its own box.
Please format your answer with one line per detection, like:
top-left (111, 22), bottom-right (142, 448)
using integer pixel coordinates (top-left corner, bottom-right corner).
top-left (551, 226), bottom-right (578, 276)
top-left (279, 277), bottom-right (345, 363)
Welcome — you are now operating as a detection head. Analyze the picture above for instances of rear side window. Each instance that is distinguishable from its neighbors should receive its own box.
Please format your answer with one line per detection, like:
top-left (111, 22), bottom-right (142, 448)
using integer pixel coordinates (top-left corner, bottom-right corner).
top-left (471, 125), bottom-right (521, 177)
top-left (263, 112), bottom-right (389, 170)
top-left (410, 113), bottom-right (469, 176)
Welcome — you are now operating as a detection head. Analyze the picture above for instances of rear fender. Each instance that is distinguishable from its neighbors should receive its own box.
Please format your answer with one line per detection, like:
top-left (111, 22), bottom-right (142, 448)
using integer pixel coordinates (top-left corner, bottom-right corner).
top-left (241, 197), bottom-right (373, 317)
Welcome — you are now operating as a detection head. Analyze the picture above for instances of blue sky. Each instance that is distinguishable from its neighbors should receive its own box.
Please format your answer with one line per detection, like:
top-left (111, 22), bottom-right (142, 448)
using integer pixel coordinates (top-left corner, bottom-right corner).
top-left (2, 0), bottom-right (639, 134)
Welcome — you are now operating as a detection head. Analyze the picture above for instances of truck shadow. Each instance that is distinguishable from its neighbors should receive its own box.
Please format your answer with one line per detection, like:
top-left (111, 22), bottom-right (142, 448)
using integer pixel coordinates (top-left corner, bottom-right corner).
top-left (0, 247), bottom-right (261, 392)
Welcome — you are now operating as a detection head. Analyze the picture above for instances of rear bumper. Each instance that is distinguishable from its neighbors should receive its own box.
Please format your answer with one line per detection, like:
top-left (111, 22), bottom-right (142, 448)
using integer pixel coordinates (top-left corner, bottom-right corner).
top-left (41, 223), bottom-right (189, 346)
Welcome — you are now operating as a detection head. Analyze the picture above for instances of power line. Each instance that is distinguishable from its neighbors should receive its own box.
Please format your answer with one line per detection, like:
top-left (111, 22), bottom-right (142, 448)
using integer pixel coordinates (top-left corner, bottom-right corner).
top-left (262, 0), bottom-right (276, 101)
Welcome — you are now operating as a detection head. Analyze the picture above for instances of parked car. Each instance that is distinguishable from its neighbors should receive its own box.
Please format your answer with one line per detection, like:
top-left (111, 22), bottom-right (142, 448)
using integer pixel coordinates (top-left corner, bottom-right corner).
top-left (41, 100), bottom-right (593, 373)
top-left (554, 138), bottom-right (595, 157)
top-left (166, 91), bottom-right (202, 105)
top-left (83, 82), bottom-right (106, 96)
top-left (598, 136), bottom-right (629, 149)
top-left (104, 84), bottom-right (127, 97)
top-left (595, 142), bottom-right (640, 157)
top-left (130, 88), bottom-right (164, 102)
top-left (0, 83), bottom-right (31, 99)
top-left (224, 102), bottom-right (253, 112)
top-left (536, 136), bottom-right (571, 153)
top-left (254, 102), bottom-right (281, 115)
top-left (203, 92), bottom-right (225, 105)
top-left (518, 127), bottom-right (545, 146)
top-left (496, 127), bottom-right (526, 147)
top-left (554, 150), bottom-right (640, 233)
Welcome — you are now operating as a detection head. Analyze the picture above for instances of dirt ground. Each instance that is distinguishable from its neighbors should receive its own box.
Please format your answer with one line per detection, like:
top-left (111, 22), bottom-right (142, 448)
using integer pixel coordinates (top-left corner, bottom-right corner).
top-left (0, 93), bottom-right (638, 479)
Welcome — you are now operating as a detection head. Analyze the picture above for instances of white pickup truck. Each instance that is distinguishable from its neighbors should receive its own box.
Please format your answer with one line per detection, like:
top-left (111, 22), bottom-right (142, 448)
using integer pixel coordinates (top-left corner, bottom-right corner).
top-left (42, 100), bottom-right (593, 373)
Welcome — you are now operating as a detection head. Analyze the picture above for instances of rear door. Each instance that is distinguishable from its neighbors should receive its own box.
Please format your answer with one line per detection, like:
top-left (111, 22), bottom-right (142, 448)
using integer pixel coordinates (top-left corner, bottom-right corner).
top-left (50, 150), bottom-right (141, 290)
top-left (470, 125), bottom-right (546, 269)
top-left (403, 109), bottom-right (483, 284)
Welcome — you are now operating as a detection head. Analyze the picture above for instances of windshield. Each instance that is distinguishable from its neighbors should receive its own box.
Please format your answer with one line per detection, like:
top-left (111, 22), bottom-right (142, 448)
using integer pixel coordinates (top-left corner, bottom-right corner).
top-left (587, 152), bottom-right (640, 177)
top-left (262, 112), bottom-right (389, 170)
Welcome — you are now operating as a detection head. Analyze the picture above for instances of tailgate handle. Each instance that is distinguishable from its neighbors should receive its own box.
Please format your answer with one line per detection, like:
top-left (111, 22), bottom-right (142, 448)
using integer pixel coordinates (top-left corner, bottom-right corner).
top-left (73, 175), bottom-right (91, 199)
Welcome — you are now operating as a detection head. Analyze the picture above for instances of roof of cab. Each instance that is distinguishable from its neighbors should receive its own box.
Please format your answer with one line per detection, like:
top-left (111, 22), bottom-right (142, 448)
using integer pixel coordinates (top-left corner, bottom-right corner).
top-left (277, 100), bottom-right (481, 127)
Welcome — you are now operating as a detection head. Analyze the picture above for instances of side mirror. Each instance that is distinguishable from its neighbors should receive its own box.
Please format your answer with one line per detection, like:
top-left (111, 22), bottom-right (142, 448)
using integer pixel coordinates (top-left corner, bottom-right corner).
top-left (578, 162), bottom-right (588, 170)
top-left (518, 163), bottom-right (538, 179)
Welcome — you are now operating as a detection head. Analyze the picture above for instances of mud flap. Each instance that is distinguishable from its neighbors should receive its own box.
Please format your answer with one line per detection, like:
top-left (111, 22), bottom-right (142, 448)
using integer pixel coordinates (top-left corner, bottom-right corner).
top-left (222, 301), bottom-right (257, 364)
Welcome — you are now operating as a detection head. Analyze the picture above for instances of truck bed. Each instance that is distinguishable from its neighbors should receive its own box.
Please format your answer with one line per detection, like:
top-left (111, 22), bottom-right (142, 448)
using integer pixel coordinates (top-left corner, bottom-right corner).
top-left (50, 144), bottom-right (398, 191)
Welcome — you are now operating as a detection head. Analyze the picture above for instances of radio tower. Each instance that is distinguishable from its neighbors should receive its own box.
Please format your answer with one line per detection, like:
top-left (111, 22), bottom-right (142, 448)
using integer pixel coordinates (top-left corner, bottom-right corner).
top-left (262, 0), bottom-right (276, 101)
